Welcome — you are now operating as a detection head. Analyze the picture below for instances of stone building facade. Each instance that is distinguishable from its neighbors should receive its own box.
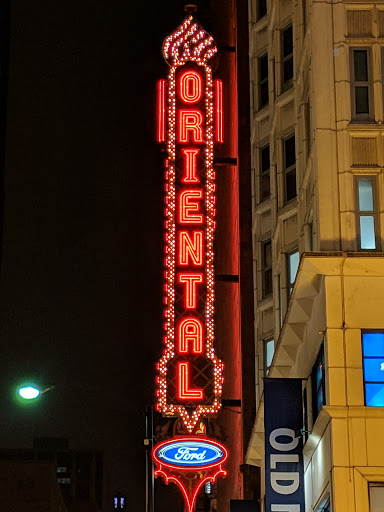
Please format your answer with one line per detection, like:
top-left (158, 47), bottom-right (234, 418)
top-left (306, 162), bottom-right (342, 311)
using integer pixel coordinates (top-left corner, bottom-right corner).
top-left (246, 1), bottom-right (384, 511)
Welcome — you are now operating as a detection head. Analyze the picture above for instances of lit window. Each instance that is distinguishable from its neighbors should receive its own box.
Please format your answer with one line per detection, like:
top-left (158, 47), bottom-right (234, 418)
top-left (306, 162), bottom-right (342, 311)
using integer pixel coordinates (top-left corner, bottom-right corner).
top-left (262, 240), bottom-right (273, 297)
top-left (369, 484), bottom-right (384, 511)
top-left (57, 477), bottom-right (71, 485)
top-left (257, 0), bottom-right (267, 20)
top-left (287, 250), bottom-right (299, 294)
top-left (113, 496), bottom-right (126, 509)
top-left (362, 331), bottom-right (384, 407)
top-left (260, 143), bottom-right (270, 201)
top-left (312, 345), bottom-right (325, 421)
top-left (258, 53), bottom-right (268, 109)
top-left (284, 134), bottom-right (296, 202)
top-left (264, 338), bottom-right (275, 375)
top-left (282, 25), bottom-right (293, 89)
top-left (356, 177), bottom-right (378, 250)
top-left (350, 48), bottom-right (372, 120)
top-left (57, 467), bottom-right (67, 473)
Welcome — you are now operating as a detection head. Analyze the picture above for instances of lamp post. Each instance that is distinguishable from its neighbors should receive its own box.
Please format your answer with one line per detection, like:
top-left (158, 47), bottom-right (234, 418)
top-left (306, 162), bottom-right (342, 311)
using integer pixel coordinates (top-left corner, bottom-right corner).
top-left (144, 405), bottom-right (154, 512)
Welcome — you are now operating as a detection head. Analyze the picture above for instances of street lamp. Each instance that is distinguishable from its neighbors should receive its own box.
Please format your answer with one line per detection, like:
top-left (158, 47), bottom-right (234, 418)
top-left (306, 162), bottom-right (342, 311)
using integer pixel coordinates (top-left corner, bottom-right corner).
top-left (17, 384), bottom-right (55, 401)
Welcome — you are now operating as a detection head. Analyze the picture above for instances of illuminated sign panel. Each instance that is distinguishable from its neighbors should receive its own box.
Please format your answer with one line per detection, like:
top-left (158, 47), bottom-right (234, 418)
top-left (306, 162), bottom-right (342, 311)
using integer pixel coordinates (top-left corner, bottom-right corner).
top-left (153, 437), bottom-right (228, 512)
top-left (153, 438), bottom-right (228, 470)
top-left (155, 15), bottom-right (224, 434)
top-left (153, 14), bottom-right (227, 512)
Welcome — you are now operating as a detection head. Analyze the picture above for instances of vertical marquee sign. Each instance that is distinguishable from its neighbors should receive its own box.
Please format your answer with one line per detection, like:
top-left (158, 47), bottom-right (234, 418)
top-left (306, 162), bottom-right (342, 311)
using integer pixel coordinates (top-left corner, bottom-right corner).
top-left (153, 13), bottom-right (227, 512)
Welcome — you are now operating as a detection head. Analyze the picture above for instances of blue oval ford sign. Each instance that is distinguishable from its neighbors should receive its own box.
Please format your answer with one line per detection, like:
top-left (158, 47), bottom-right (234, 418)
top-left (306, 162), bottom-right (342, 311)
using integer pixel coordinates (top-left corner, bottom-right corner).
top-left (153, 437), bottom-right (228, 470)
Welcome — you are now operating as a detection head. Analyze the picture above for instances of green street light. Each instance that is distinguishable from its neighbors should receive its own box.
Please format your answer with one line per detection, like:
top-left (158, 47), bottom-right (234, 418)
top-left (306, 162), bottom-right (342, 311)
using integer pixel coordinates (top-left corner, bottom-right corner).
top-left (17, 384), bottom-right (55, 401)
top-left (18, 385), bottom-right (41, 400)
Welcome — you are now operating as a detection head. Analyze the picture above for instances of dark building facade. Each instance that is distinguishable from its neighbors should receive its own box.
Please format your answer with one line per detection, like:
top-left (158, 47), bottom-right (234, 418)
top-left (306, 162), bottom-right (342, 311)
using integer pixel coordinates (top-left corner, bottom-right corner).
top-left (0, 459), bottom-right (67, 512)
top-left (0, 438), bottom-right (102, 512)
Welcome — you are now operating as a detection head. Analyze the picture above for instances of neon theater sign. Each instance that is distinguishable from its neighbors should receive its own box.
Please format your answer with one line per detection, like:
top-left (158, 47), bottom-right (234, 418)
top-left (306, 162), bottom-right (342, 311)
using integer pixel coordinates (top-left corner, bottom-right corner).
top-left (153, 13), bottom-right (227, 512)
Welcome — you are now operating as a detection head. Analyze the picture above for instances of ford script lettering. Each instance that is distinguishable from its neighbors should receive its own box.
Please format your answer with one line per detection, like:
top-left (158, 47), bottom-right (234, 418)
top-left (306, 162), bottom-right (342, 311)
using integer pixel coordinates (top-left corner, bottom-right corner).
top-left (174, 448), bottom-right (207, 461)
top-left (153, 438), bottom-right (228, 470)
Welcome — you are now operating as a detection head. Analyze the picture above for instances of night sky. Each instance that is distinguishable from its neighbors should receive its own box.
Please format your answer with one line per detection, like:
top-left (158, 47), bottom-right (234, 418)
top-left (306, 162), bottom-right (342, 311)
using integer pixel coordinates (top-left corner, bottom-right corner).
top-left (0, 0), bottom-right (213, 509)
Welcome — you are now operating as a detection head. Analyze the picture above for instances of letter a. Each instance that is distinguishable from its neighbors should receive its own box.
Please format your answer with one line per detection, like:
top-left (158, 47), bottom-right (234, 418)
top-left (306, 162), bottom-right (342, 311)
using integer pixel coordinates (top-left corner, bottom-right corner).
top-left (178, 317), bottom-right (203, 353)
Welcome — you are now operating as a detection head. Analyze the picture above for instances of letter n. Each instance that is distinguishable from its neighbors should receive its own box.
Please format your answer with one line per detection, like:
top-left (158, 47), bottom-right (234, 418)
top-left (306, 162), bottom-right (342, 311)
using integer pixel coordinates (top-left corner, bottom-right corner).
top-left (179, 231), bottom-right (203, 266)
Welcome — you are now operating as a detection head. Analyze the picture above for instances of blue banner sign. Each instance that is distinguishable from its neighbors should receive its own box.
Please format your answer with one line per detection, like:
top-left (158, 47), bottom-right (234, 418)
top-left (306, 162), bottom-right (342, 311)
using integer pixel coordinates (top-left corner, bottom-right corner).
top-left (264, 378), bottom-right (305, 512)
top-left (153, 437), bottom-right (227, 470)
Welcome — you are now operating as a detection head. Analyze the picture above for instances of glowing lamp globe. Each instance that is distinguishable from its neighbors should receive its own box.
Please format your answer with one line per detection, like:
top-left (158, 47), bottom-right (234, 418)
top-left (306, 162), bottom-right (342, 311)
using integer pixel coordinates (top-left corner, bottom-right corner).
top-left (18, 385), bottom-right (41, 400)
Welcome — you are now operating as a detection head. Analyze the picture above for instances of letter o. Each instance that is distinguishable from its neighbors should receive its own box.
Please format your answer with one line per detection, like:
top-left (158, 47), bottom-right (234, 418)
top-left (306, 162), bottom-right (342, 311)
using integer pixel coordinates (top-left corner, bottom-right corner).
top-left (180, 70), bottom-right (202, 104)
top-left (269, 428), bottom-right (299, 452)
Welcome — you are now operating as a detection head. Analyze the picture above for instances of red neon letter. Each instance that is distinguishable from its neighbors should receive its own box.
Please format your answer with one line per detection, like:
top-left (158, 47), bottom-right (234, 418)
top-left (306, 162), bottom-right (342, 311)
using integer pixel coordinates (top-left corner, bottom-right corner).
top-left (157, 79), bottom-right (166, 143)
top-left (215, 80), bottom-right (224, 143)
top-left (179, 231), bottom-right (203, 266)
top-left (177, 362), bottom-right (203, 400)
top-left (177, 317), bottom-right (203, 353)
top-left (178, 273), bottom-right (203, 309)
top-left (182, 149), bottom-right (200, 183)
top-left (179, 70), bottom-right (202, 104)
top-left (178, 190), bottom-right (203, 224)
top-left (178, 110), bottom-right (203, 143)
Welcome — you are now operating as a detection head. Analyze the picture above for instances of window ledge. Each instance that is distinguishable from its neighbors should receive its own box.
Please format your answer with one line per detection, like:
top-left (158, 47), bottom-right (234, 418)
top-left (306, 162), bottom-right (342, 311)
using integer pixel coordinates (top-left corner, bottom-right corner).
top-left (348, 121), bottom-right (382, 130)
top-left (278, 199), bottom-right (298, 217)
top-left (351, 164), bottom-right (380, 168)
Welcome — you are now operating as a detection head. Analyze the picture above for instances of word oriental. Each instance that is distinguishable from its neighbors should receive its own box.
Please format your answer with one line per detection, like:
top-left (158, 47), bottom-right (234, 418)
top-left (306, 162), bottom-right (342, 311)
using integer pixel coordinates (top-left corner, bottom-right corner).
top-left (156, 15), bottom-right (224, 433)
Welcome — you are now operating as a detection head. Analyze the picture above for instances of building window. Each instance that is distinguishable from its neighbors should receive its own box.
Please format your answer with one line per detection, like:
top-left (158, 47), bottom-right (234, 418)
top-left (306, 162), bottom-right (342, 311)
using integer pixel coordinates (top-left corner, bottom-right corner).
top-left (257, 0), bottom-right (267, 20)
top-left (284, 134), bottom-right (296, 202)
top-left (362, 331), bottom-right (384, 407)
top-left (260, 143), bottom-right (270, 201)
top-left (258, 53), bottom-right (268, 109)
top-left (287, 249), bottom-right (299, 294)
top-left (369, 484), bottom-right (384, 511)
top-left (356, 176), bottom-right (378, 250)
top-left (264, 338), bottom-right (274, 375)
top-left (282, 24), bottom-right (293, 89)
top-left (262, 240), bottom-right (272, 297)
top-left (350, 48), bottom-right (372, 120)
top-left (312, 344), bottom-right (325, 421)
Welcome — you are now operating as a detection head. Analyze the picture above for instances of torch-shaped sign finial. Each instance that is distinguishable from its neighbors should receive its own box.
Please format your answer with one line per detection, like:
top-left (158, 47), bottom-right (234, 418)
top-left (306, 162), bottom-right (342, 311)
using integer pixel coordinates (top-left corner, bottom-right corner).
top-left (162, 15), bottom-right (217, 67)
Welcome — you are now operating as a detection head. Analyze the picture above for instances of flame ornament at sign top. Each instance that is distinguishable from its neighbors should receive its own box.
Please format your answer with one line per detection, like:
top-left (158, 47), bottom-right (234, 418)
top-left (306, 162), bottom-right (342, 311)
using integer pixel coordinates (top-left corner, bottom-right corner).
top-left (155, 14), bottom-right (224, 434)
top-left (163, 15), bottom-right (217, 66)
